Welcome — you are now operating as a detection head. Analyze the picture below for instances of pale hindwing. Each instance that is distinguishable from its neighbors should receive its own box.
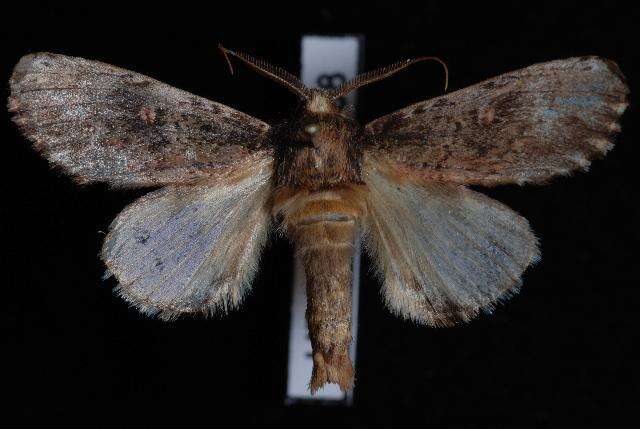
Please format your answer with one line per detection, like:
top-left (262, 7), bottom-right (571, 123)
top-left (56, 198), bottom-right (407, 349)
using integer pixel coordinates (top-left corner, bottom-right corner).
top-left (363, 161), bottom-right (540, 327)
top-left (102, 159), bottom-right (273, 319)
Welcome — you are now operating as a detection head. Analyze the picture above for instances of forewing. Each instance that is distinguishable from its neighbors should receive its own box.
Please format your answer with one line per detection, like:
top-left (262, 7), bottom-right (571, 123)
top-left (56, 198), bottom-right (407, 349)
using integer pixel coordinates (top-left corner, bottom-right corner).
top-left (363, 158), bottom-right (540, 327)
top-left (365, 57), bottom-right (628, 186)
top-left (101, 158), bottom-right (272, 319)
top-left (9, 52), bottom-right (271, 187)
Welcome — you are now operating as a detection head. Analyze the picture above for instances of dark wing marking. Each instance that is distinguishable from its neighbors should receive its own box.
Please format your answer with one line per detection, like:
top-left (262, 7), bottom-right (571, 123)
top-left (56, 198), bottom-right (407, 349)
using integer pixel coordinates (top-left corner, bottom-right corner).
top-left (365, 57), bottom-right (628, 186)
top-left (8, 52), bottom-right (271, 187)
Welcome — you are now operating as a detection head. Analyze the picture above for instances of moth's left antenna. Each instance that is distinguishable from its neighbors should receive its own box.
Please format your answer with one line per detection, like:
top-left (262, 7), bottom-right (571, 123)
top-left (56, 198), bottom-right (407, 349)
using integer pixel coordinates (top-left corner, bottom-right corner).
top-left (218, 44), bottom-right (311, 99)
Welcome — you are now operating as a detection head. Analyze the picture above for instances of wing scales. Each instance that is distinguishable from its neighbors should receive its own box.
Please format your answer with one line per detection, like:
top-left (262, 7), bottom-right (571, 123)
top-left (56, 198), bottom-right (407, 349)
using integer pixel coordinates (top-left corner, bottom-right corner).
top-left (363, 158), bottom-right (540, 326)
top-left (102, 159), bottom-right (273, 319)
top-left (9, 52), bottom-right (271, 187)
top-left (365, 57), bottom-right (628, 186)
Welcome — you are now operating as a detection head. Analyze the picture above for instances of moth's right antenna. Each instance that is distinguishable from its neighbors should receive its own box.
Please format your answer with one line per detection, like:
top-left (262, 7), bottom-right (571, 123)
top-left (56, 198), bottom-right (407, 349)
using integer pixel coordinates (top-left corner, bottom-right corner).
top-left (328, 56), bottom-right (449, 100)
top-left (218, 44), bottom-right (311, 99)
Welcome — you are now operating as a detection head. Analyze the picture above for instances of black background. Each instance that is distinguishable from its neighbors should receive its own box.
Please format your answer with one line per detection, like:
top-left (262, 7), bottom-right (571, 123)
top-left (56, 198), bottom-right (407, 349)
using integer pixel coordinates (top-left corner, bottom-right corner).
top-left (3, 1), bottom-right (638, 426)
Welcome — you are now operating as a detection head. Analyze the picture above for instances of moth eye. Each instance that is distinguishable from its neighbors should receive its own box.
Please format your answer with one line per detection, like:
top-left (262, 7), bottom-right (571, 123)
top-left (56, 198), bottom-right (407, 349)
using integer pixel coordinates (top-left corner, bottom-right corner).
top-left (305, 124), bottom-right (319, 135)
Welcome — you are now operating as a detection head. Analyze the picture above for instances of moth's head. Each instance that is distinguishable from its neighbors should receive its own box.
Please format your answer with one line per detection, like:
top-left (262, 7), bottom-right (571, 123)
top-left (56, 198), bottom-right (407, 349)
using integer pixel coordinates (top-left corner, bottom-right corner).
top-left (218, 44), bottom-right (449, 112)
top-left (286, 93), bottom-right (356, 147)
top-left (305, 90), bottom-right (340, 114)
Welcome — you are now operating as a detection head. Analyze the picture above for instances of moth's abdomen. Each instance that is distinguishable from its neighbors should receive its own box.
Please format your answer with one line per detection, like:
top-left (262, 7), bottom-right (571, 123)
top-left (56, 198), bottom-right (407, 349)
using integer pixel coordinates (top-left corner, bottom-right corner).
top-left (273, 186), bottom-right (367, 392)
top-left (272, 185), bottom-right (367, 228)
top-left (301, 226), bottom-right (355, 392)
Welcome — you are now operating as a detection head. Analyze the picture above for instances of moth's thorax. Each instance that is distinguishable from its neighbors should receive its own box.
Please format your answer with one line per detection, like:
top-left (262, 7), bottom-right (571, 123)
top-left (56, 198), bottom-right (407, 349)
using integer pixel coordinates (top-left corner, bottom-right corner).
top-left (272, 101), bottom-right (364, 191)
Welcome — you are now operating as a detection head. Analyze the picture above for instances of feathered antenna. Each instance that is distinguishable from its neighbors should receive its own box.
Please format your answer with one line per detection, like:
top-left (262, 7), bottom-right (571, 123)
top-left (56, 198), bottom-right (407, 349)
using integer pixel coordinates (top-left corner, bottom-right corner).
top-left (218, 44), bottom-right (311, 99)
top-left (328, 56), bottom-right (449, 100)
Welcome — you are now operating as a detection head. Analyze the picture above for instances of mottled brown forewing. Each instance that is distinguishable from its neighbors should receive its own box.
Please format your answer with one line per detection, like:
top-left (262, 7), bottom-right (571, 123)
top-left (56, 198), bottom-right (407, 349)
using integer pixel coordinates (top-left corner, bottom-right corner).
top-left (8, 52), bottom-right (272, 187)
top-left (365, 57), bottom-right (628, 186)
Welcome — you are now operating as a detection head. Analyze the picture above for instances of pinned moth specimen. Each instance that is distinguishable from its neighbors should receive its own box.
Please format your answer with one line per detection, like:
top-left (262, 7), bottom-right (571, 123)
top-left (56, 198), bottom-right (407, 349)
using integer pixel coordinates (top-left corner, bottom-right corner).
top-left (8, 47), bottom-right (628, 393)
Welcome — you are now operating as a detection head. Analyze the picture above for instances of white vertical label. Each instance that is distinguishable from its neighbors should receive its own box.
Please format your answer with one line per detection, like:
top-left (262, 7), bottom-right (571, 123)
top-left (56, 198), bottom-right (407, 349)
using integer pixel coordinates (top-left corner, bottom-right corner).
top-left (285, 35), bottom-right (363, 404)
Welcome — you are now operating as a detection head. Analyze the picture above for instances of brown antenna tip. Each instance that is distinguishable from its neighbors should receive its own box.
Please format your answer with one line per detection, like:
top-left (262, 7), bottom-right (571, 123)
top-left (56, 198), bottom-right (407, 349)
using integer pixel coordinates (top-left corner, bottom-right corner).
top-left (417, 56), bottom-right (449, 92)
top-left (218, 44), bottom-right (235, 75)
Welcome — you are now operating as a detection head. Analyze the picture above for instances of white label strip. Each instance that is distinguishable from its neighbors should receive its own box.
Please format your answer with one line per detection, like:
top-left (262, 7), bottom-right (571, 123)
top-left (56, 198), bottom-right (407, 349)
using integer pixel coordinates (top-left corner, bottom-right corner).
top-left (285, 35), bottom-right (363, 404)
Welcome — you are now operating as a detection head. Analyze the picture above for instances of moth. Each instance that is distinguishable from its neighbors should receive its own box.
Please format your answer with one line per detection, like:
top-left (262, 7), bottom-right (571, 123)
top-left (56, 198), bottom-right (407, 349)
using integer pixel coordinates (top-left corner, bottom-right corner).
top-left (8, 47), bottom-right (628, 393)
